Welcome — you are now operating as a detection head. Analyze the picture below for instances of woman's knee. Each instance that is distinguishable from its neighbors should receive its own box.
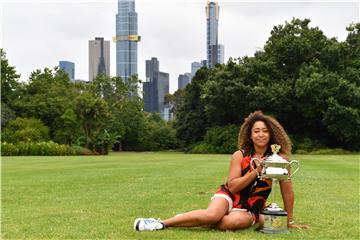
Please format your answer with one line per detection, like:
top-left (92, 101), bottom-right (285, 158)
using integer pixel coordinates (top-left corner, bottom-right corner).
top-left (217, 212), bottom-right (253, 230)
top-left (233, 215), bottom-right (253, 229)
top-left (203, 210), bottom-right (224, 224)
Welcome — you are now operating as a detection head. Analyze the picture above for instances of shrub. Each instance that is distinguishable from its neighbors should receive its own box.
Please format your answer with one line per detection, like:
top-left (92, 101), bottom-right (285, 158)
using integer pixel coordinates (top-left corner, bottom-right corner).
top-left (295, 147), bottom-right (352, 155)
top-left (147, 124), bottom-right (178, 151)
top-left (1, 142), bottom-right (19, 156)
top-left (294, 149), bottom-right (307, 155)
top-left (190, 142), bottom-right (216, 154)
top-left (193, 125), bottom-right (239, 154)
top-left (138, 115), bottom-right (179, 152)
top-left (93, 129), bottom-right (119, 155)
top-left (290, 136), bottom-right (325, 153)
top-left (310, 148), bottom-right (352, 155)
top-left (71, 146), bottom-right (98, 155)
top-left (1, 141), bottom-right (76, 156)
top-left (2, 117), bottom-right (50, 143)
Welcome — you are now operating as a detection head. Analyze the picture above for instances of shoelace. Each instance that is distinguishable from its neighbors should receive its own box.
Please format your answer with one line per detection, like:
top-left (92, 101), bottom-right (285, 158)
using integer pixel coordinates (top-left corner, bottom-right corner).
top-left (144, 219), bottom-right (163, 231)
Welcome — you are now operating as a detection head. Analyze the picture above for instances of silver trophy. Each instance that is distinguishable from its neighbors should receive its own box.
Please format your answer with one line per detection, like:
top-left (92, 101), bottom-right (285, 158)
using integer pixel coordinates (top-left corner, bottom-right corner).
top-left (250, 144), bottom-right (299, 234)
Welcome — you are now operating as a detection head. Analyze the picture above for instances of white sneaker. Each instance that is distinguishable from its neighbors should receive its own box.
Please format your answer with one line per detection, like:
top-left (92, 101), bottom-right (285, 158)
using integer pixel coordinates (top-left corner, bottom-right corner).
top-left (134, 218), bottom-right (165, 231)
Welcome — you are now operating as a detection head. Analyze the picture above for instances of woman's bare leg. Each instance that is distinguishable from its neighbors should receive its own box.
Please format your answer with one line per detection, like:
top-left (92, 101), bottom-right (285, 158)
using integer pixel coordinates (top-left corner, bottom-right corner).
top-left (216, 210), bottom-right (253, 230)
top-left (258, 214), bottom-right (264, 228)
top-left (163, 198), bottom-right (228, 227)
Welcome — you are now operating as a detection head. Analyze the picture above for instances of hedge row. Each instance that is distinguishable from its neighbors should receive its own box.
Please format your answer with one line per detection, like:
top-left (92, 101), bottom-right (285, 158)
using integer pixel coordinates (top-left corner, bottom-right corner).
top-left (1, 141), bottom-right (76, 156)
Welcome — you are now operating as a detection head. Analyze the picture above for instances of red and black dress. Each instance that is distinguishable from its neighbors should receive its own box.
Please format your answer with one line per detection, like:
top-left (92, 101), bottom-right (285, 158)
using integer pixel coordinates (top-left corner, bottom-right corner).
top-left (212, 154), bottom-right (272, 221)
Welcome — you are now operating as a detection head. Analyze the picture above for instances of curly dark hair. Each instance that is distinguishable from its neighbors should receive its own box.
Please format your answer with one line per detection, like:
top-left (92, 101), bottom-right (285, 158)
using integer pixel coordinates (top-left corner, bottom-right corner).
top-left (238, 110), bottom-right (292, 157)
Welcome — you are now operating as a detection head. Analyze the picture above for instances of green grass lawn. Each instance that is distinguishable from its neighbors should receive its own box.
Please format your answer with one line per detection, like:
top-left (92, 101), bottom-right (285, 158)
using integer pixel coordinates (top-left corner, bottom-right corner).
top-left (2, 152), bottom-right (359, 239)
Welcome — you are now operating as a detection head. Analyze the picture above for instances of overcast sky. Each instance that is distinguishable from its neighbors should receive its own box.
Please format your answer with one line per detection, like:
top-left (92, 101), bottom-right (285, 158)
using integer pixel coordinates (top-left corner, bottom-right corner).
top-left (2, 0), bottom-right (359, 93)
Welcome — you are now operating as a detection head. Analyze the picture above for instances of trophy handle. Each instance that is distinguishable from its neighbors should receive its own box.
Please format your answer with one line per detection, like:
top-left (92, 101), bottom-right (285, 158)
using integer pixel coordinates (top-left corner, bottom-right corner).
top-left (288, 160), bottom-right (300, 178)
top-left (250, 158), bottom-right (260, 171)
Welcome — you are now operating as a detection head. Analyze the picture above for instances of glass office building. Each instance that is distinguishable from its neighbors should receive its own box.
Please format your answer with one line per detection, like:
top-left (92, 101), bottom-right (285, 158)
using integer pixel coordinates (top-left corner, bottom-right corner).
top-left (206, 1), bottom-right (219, 68)
top-left (218, 44), bottom-right (224, 64)
top-left (143, 57), bottom-right (169, 115)
top-left (115, 0), bottom-right (140, 81)
top-left (59, 61), bottom-right (75, 80)
top-left (178, 73), bottom-right (191, 90)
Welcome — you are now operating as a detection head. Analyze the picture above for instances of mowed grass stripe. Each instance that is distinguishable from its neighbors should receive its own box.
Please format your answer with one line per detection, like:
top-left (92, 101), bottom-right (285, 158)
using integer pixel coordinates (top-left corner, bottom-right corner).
top-left (2, 153), bottom-right (359, 239)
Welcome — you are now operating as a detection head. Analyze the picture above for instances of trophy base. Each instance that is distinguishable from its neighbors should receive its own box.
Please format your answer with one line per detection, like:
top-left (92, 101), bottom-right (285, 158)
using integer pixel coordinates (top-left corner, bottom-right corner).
top-left (257, 227), bottom-right (289, 234)
top-left (257, 205), bottom-right (289, 234)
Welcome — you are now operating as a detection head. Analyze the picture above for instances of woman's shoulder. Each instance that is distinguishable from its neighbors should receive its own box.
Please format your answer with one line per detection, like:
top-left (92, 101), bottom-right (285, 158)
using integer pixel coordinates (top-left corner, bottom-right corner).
top-left (231, 150), bottom-right (244, 160)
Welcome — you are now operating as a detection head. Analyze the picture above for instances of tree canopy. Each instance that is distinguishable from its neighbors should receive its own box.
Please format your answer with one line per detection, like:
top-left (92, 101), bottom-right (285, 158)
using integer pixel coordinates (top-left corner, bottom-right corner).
top-left (174, 19), bottom-right (360, 151)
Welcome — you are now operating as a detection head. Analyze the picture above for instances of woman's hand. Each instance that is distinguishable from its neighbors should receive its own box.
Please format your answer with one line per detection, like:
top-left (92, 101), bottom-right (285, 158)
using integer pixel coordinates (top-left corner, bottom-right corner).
top-left (255, 157), bottom-right (266, 176)
top-left (288, 221), bottom-right (310, 229)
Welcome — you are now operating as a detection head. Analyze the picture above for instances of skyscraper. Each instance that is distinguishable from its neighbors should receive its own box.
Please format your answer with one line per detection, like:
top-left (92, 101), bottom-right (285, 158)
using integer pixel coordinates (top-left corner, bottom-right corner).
top-left (206, 1), bottom-right (219, 68)
top-left (218, 44), bottom-right (225, 64)
top-left (157, 72), bottom-right (170, 117)
top-left (146, 57), bottom-right (159, 82)
top-left (191, 62), bottom-right (202, 78)
top-left (143, 58), bottom-right (159, 112)
top-left (191, 61), bottom-right (206, 78)
top-left (205, 1), bottom-right (225, 68)
top-left (143, 57), bottom-right (169, 116)
top-left (89, 37), bottom-right (110, 81)
top-left (59, 61), bottom-right (75, 80)
top-left (178, 73), bottom-right (191, 90)
top-left (115, 0), bottom-right (141, 81)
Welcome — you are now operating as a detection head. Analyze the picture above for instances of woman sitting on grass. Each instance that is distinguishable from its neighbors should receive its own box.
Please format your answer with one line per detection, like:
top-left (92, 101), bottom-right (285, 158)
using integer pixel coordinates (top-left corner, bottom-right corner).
top-left (134, 110), bottom-right (307, 231)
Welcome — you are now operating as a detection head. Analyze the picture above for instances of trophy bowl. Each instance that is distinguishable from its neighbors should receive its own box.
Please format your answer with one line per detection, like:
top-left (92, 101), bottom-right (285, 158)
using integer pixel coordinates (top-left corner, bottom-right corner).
top-left (263, 167), bottom-right (288, 180)
top-left (251, 147), bottom-right (299, 180)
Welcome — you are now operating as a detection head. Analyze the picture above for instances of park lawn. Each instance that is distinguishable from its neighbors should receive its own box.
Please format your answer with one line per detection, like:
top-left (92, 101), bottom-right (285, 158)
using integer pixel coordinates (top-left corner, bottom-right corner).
top-left (1, 152), bottom-right (359, 239)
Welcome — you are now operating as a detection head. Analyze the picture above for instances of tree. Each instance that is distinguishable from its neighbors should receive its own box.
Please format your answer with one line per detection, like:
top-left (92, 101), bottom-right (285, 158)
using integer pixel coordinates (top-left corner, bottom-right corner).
top-left (174, 68), bottom-right (210, 146)
top-left (293, 26), bottom-right (360, 149)
top-left (1, 102), bottom-right (16, 128)
top-left (140, 113), bottom-right (178, 151)
top-left (164, 89), bottom-right (185, 117)
top-left (323, 98), bottom-right (360, 150)
top-left (1, 49), bottom-right (21, 105)
top-left (264, 18), bottom-right (329, 84)
top-left (2, 117), bottom-right (49, 143)
top-left (1, 49), bottom-right (21, 127)
top-left (202, 67), bottom-right (244, 125)
top-left (12, 67), bottom-right (77, 138)
top-left (342, 23), bottom-right (360, 86)
top-left (73, 92), bottom-right (111, 150)
top-left (117, 97), bottom-right (147, 151)
top-left (53, 108), bottom-right (80, 145)
top-left (203, 125), bottom-right (239, 153)
top-left (173, 19), bottom-right (360, 152)
top-left (89, 75), bottom-right (145, 151)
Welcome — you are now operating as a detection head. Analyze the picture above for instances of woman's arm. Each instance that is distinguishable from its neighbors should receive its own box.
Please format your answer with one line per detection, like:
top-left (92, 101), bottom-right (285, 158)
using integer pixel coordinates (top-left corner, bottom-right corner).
top-left (279, 179), bottom-right (294, 225)
top-left (280, 179), bottom-right (310, 229)
top-left (226, 150), bottom-right (262, 194)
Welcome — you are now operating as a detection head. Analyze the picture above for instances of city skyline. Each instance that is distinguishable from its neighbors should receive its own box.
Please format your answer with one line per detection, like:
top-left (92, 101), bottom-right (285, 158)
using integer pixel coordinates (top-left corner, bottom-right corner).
top-left (2, 0), bottom-right (359, 93)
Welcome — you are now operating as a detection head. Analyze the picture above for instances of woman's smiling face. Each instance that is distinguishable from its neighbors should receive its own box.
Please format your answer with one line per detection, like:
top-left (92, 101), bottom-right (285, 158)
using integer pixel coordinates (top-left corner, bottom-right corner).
top-left (251, 120), bottom-right (270, 148)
